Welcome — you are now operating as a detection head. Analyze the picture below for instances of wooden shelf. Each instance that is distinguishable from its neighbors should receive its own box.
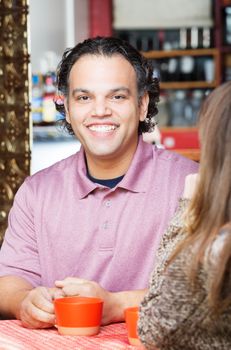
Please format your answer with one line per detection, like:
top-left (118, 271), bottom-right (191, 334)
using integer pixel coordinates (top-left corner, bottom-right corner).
top-left (160, 127), bottom-right (198, 131)
top-left (142, 48), bottom-right (220, 89)
top-left (160, 81), bottom-right (217, 89)
top-left (142, 48), bottom-right (218, 59)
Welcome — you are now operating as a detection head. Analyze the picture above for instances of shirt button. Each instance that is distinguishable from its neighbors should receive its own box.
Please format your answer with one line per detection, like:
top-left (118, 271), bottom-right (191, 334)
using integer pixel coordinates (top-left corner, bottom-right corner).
top-left (103, 221), bottom-right (109, 229)
top-left (105, 200), bottom-right (111, 207)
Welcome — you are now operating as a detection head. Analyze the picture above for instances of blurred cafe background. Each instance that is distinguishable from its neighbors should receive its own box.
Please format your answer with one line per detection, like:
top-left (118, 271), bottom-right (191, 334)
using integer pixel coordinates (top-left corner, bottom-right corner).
top-left (0, 0), bottom-right (231, 242)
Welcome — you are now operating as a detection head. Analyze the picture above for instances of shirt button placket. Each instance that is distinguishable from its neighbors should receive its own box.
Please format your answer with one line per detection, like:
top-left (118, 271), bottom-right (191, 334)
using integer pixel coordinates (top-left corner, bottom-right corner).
top-left (105, 199), bottom-right (111, 208)
top-left (103, 220), bottom-right (109, 230)
top-left (99, 197), bottom-right (113, 250)
top-left (103, 200), bottom-right (111, 230)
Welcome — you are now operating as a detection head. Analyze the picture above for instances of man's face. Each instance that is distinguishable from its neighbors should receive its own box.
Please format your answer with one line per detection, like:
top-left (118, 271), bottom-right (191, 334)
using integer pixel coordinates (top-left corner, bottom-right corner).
top-left (65, 54), bottom-right (148, 170)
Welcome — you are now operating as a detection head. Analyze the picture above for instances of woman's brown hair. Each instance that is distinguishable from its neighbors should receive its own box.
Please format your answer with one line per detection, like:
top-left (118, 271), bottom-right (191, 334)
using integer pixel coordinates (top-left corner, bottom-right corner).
top-left (171, 81), bottom-right (231, 313)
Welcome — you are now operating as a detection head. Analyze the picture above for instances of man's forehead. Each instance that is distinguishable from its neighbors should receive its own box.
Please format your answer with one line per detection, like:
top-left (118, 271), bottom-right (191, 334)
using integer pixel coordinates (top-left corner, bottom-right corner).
top-left (67, 54), bottom-right (138, 95)
top-left (71, 53), bottom-right (134, 71)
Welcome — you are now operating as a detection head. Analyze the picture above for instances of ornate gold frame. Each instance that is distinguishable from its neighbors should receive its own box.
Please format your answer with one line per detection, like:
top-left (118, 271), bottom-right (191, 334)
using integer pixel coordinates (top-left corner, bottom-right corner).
top-left (0, 0), bottom-right (30, 245)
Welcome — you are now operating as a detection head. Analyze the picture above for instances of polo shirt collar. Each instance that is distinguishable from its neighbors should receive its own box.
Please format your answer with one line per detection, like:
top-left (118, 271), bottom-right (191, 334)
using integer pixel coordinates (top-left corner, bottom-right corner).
top-left (76, 148), bottom-right (98, 199)
top-left (76, 136), bottom-right (154, 198)
top-left (118, 137), bottom-right (153, 193)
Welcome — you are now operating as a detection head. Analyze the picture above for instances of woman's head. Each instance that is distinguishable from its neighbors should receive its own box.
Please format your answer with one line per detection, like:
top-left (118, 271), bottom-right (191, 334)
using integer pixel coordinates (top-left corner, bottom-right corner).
top-left (197, 81), bottom-right (231, 226)
top-left (199, 81), bottom-right (231, 176)
top-left (55, 36), bottom-right (159, 134)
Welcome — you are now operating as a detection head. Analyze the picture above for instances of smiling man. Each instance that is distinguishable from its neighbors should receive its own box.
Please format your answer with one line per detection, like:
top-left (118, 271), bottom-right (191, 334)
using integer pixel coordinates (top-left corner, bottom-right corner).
top-left (65, 54), bottom-right (148, 179)
top-left (0, 37), bottom-right (198, 329)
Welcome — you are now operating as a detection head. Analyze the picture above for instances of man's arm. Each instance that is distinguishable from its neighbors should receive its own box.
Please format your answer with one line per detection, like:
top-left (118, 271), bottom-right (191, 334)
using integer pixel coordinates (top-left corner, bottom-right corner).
top-left (0, 276), bottom-right (63, 328)
top-left (0, 276), bottom-right (33, 319)
top-left (55, 277), bottom-right (147, 325)
top-left (106, 288), bottom-right (147, 324)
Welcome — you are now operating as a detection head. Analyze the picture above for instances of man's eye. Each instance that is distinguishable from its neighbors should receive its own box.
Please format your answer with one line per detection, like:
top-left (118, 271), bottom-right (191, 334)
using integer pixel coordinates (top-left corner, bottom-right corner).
top-left (77, 95), bottom-right (90, 101)
top-left (113, 95), bottom-right (126, 100)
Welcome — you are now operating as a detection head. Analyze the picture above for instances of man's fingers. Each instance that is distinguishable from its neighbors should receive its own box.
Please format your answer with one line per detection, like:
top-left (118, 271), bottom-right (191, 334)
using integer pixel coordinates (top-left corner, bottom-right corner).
top-left (31, 288), bottom-right (54, 314)
top-left (19, 287), bottom-right (56, 329)
top-left (51, 288), bottom-right (66, 300)
top-left (61, 281), bottom-right (101, 298)
top-left (29, 303), bottom-right (55, 324)
top-left (55, 277), bottom-right (87, 287)
top-left (61, 283), bottom-right (81, 296)
top-left (20, 300), bottom-right (55, 328)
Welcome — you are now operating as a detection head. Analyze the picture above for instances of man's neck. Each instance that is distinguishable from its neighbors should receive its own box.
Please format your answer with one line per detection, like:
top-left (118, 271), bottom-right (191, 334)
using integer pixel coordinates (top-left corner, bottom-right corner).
top-left (86, 155), bottom-right (131, 179)
top-left (85, 143), bottom-right (138, 180)
top-left (87, 172), bottom-right (124, 188)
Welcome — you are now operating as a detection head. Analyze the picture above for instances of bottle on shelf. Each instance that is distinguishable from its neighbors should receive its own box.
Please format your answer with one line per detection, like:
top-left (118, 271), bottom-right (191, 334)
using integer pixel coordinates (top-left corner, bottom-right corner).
top-left (179, 28), bottom-right (187, 49)
top-left (225, 7), bottom-right (231, 45)
top-left (168, 58), bottom-right (180, 81)
top-left (42, 73), bottom-right (57, 123)
top-left (168, 90), bottom-right (189, 126)
top-left (204, 58), bottom-right (214, 82)
top-left (202, 28), bottom-right (211, 48)
top-left (180, 56), bottom-right (195, 81)
top-left (31, 74), bottom-right (43, 123)
top-left (167, 89), bottom-right (205, 127)
top-left (195, 57), bottom-right (206, 81)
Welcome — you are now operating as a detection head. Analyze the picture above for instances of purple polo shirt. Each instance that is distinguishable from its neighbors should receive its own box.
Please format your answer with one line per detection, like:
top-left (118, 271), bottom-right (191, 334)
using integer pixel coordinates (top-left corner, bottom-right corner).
top-left (0, 138), bottom-right (198, 291)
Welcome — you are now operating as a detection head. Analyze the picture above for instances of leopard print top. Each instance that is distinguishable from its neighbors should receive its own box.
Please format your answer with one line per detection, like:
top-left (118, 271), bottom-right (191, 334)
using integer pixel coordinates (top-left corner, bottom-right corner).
top-left (138, 199), bottom-right (231, 350)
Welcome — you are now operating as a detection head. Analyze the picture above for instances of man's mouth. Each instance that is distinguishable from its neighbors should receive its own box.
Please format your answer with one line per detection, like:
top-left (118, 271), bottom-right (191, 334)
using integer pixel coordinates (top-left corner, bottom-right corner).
top-left (88, 125), bottom-right (117, 132)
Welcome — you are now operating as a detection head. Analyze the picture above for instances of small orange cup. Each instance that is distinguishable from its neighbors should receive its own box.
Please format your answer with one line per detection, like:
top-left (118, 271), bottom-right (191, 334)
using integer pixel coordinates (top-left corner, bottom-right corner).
top-left (54, 296), bottom-right (103, 336)
top-left (124, 306), bottom-right (143, 347)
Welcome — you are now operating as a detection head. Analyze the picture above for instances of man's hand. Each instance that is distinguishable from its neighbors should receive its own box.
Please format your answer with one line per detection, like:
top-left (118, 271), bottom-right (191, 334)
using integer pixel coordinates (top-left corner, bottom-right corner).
top-left (19, 286), bottom-right (64, 329)
top-left (55, 277), bottom-right (147, 325)
top-left (55, 278), bottom-right (114, 325)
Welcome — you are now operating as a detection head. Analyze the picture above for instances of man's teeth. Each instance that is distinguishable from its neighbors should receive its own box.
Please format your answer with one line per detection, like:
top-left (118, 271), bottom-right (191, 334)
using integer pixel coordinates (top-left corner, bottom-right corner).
top-left (88, 125), bottom-right (117, 132)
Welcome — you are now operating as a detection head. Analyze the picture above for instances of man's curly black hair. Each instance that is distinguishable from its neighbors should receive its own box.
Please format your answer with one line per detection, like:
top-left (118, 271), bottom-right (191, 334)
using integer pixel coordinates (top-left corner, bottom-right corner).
top-left (55, 36), bottom-right (159, 135)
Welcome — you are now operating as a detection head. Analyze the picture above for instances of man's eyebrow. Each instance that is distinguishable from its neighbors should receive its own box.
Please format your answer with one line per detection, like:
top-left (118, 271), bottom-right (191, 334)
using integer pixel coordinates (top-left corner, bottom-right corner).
top-left (72, 87), bottom-right (131, 96)
top-left (110, 87), bottom-right (130, 94)
top-left (72, 88), bottom-right (89, 96)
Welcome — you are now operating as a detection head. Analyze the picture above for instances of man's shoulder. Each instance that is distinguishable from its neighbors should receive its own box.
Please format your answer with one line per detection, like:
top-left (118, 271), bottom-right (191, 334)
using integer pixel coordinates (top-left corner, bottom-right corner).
top-left (154, 146), bottom-right (194, 163)
top-left (34, 152), bottom-right (79, 175)
top-left (12, 150), bottom-right (85, 212)
top-left (25, 151), bottom-right (82, 189)
top-left (153, 146), bottom-right (199, 172)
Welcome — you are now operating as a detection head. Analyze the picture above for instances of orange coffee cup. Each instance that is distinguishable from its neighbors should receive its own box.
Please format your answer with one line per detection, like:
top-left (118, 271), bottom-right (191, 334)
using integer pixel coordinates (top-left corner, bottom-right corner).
top-left (124, 306), bottom-right (143, 347)
top-left (54, 296), bottom-right (103, 336)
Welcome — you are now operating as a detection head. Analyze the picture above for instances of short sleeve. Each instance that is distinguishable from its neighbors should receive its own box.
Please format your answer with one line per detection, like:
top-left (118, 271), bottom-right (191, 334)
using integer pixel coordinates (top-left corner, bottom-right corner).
top-left (0, 178), bottom-right (41, 286)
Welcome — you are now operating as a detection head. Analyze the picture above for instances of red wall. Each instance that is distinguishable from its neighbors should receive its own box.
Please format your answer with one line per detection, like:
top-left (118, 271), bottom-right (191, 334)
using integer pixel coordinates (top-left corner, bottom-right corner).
top-left (89, 0), bottom-right (113, 37)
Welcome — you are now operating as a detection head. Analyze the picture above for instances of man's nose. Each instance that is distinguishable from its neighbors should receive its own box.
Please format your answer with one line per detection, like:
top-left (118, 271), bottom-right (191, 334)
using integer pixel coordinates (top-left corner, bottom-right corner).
top-left (91, 99), bottom-right (112, 117)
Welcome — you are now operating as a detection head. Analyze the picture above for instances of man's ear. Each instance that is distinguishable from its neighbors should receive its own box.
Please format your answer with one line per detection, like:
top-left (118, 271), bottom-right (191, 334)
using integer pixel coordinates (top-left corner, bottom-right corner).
top-left (139, 92), bottom-right (149, 122)
top-left (64, 98), bottom-right (71, 124)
